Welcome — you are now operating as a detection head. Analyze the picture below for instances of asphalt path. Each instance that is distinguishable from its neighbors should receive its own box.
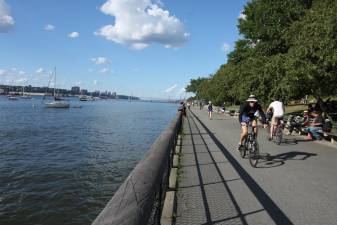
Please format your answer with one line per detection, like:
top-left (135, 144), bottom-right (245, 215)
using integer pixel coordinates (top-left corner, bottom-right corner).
top-left (182, 107), bottom-right (337, 225)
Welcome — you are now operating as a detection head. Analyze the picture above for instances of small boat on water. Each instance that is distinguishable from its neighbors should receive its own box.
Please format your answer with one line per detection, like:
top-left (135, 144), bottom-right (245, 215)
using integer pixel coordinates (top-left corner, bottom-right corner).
top-left (45, 101), bottom-right (70, 108)
top-left (20, 86), bottom-right (32, 99)
top-left (21, 95), bottom-right (32, 99)
top-left (79, 95), bottom-right (93, 101)
top-left (44, 67), bottom-right (70, 109)
top-left (8, 95), bottom-right (18, 101)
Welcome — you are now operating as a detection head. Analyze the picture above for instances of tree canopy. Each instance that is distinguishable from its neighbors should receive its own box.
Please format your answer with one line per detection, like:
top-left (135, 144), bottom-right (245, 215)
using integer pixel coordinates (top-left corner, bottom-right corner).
top-left (186, 0), bottom-right (337, 106)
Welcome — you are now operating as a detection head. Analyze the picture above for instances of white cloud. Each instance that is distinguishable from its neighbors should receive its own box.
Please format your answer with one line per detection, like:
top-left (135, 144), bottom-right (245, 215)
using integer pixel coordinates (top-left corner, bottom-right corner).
top-left (35, 68), bottom-right (45, 74)
top-left (99, 67), bottom-right (113, 74)
top-left (132, 43), bottom-right (149, 50)
top-left (44, 24), bottom-right (55, 31)
top-left (93, 80), bottom-right (99, 85)
top-left (68, 32), bottom-right (80, 38)
top-left (95, 0), bottom-right (189, 49)
top-left (165, 84), bottom-right (177, 93)
top-left (91, 57), bottom-right (109, 65)
top-left (15, 77), bottom-right (28, 84)
top-left (0, 69), bottom-right (6, 75)
top-left (0, 67), bottom-right (30, 85)
top-left (221, 43), bottom-right (231, 53)
top-left (177, 87), bottom-right (185, 95)
top-left (238, 10), bottom-right (247, 20)
top-left (0, 0), bottom-right (14, 32)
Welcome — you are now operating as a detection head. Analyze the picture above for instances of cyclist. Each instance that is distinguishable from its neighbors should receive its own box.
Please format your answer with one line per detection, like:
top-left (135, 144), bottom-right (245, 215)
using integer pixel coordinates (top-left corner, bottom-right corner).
top-left (238, 95), bottom-right (267, 150)
top-left (266, 98), bottom-right (285, 140)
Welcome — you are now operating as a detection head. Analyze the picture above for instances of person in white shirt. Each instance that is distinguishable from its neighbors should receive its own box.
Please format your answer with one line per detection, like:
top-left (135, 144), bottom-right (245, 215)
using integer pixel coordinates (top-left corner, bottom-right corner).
top-left (266, 98), bottom-right (285, 140)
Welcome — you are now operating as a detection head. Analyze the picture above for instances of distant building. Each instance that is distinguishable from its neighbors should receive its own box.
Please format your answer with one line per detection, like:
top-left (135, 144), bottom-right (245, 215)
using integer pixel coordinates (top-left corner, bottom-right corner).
top-left (71, 86), bottom-right (80, 95)
top-left (81, 89), bottom-right (88, 95)
top-left (93, 90), bottom-right (100, 97)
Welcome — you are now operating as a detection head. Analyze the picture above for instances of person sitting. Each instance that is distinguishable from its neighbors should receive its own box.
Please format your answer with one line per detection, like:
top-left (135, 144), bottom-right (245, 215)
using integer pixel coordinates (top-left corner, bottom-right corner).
top-left (306, 112), bottom-right (324, 140)
top-left (307, 104), bottom-right (314, 114)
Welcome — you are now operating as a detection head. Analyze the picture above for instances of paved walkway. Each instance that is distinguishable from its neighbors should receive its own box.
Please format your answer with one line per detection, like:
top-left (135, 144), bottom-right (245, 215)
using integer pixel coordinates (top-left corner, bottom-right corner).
top-left (175, 108), bottom-right (337, 225)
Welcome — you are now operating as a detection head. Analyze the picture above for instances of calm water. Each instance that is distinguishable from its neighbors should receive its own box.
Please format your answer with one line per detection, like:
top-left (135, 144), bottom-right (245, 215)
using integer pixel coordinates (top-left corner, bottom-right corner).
top-left (0, 96), bottom-right (178, 225)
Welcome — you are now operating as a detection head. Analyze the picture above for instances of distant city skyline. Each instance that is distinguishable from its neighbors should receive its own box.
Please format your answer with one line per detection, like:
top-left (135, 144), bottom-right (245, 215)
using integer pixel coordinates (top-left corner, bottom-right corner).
top-left (0, 0), bottom-right (248, 99)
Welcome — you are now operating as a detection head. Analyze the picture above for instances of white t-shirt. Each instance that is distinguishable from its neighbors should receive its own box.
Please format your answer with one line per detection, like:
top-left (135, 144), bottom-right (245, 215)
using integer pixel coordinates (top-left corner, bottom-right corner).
top-left (269, 101), bottom-right (284, 117)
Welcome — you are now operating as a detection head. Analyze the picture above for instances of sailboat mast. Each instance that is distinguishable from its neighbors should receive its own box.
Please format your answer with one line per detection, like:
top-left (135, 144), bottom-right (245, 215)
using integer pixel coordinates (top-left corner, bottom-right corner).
top-left (54, 67), bottom-right (56, 97)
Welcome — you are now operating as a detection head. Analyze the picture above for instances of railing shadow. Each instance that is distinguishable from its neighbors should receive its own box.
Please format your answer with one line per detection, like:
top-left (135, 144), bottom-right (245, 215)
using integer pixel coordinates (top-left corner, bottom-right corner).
top-left (190, 110), bottom-right (295, 225)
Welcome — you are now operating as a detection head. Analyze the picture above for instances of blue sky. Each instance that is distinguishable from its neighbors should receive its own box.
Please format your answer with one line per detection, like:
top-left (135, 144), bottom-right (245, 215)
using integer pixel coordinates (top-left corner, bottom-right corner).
top-left (0, 0), bottom-right (248, 99)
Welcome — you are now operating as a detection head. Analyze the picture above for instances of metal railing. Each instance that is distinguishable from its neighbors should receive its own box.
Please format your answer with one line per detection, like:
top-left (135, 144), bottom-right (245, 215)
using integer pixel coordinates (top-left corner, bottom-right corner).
top-left (92, 112), bottom-right (182, 225)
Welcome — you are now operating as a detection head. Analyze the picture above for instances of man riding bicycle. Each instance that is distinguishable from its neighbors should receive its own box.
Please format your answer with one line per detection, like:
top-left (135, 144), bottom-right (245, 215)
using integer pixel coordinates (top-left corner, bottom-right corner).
top-left (266, 98), bottom-right (285, 140)
top-left (238, 95), bottom-right (267, 150)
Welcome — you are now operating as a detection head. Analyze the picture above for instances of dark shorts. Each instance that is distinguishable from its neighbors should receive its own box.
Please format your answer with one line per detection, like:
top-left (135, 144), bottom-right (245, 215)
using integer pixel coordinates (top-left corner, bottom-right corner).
top-left (241, 115), bottom-right (254, 123)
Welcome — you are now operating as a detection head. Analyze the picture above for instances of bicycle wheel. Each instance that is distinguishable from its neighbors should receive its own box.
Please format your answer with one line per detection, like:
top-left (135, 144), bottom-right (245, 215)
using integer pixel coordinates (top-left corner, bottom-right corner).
top-left (249, 141), bottom-right (259, 167)
top-left (275, 127), bottom-right (282, 145)
top-left (240, 139), bottom-right (247, 158)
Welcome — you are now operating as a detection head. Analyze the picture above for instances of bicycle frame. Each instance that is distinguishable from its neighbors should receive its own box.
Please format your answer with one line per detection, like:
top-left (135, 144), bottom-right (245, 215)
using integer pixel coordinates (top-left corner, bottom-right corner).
top-left (268, 118), bottom-right (284, 145)
top-left (240, 121), bottom-right (260, 167)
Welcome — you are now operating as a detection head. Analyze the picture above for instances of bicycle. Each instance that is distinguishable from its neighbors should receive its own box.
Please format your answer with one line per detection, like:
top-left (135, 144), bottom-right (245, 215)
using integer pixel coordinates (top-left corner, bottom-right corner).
top-left (239, 120), bottom-right (260, 167)
top-left (267, 118), bottom-right (284, 145)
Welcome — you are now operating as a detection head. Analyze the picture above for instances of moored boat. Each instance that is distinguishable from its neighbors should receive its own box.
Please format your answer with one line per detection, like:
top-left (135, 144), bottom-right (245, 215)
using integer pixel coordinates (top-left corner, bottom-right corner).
top-left (45, 101), bottom-right (70, 108)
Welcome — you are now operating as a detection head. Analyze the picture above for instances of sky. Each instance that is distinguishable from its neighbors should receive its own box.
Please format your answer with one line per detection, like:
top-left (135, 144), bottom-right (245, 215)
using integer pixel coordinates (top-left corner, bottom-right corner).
top-left (0, 0), bottom-right (248, 99)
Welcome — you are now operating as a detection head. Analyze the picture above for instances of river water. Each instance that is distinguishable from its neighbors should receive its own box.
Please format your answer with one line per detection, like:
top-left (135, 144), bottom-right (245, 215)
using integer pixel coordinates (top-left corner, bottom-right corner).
top-left (0, 96), bottom-right (178, 225)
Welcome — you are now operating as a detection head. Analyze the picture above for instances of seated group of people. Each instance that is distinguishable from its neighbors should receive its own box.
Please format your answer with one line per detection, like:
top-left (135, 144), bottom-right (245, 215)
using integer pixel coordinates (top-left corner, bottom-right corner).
top-left (302, 105), bottom-right (332, 140)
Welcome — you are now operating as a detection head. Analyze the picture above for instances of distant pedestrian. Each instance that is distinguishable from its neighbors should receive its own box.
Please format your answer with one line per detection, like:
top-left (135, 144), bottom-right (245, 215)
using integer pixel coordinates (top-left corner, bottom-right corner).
top-left (199, 101), bottom-right (203, 110)
top-left (178, 101), bottom-right (186, 117)
top-left (187, 102), bottom-right (191, 110)
top-left (221, 102), bottom-right (226, 113)
top-left (208, 101), bottom-right (213, 120)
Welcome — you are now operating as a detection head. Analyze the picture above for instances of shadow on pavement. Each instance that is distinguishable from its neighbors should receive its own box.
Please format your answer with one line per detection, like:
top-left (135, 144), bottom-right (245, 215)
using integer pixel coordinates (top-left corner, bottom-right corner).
top-left (190, 110), bottom-right (295, 225)
top-left (257, 151), bottom-right (317, 168)
top-left (267, 151), bottom-right (317, 161)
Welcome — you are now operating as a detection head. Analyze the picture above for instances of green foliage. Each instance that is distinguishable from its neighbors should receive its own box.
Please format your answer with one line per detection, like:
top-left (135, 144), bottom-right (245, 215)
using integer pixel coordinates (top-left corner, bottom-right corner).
top-left (185, 77), bottom-right (208, 95)
top-left (186, 0), bottom-right (337, 106)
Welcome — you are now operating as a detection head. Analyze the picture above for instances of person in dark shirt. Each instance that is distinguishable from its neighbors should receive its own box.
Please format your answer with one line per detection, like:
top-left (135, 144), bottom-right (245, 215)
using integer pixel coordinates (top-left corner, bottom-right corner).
top-left (237, 95), bottom-right (267, 150)
top-left (178, 102), bottom-right (186, 117)
top-left (208, 101), bottom-right (213, 120)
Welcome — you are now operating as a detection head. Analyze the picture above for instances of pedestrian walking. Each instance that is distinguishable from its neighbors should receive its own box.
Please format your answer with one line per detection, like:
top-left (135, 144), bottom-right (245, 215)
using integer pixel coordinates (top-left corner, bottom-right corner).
top-left (208, 101), bottom-right (213, 120)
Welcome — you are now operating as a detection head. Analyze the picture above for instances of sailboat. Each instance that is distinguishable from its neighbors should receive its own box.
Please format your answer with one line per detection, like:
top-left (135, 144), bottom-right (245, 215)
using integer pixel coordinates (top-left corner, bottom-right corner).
top-left (20, 86), bottom-right (32, 99)
top-left (45, 67), bottom-right (70, 108)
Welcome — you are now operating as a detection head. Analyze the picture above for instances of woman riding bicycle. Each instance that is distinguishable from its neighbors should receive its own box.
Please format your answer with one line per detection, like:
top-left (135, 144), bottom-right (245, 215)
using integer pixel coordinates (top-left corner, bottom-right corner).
top-left (238, 95), bottom-right (267, 150)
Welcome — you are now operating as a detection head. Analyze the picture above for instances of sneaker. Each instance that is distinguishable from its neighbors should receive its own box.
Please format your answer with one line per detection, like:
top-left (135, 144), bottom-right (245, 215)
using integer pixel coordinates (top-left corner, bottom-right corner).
top-left (237, 144), bottom-right (243, 151)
